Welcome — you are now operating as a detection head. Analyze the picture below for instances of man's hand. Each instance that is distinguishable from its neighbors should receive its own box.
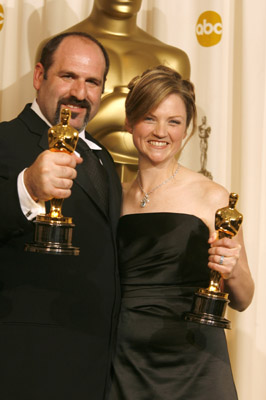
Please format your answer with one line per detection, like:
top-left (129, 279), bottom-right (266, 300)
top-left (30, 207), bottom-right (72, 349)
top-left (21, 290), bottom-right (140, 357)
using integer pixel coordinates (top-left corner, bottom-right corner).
top-left (24, 150), bottom-right (83, 202)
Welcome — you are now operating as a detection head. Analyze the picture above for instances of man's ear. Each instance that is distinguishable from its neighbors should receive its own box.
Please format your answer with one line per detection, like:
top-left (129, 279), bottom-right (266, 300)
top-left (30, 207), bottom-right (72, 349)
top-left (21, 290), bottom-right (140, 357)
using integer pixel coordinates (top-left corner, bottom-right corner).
top-left (33, 63), bottom-right (45, 91)
top-left (125, 118), bottom-right (133, 133)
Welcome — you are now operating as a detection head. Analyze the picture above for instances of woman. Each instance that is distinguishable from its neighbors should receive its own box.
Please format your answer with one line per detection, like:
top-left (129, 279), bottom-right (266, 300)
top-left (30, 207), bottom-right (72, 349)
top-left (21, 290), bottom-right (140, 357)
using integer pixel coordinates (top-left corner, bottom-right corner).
top-left (110, 66), bottom-right (254, 399)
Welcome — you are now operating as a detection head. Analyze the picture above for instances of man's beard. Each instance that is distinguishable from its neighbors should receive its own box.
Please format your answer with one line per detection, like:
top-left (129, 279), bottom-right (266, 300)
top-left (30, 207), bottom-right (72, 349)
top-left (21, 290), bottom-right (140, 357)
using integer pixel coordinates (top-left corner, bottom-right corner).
top-left (54, 96), bottom-right (91, 132)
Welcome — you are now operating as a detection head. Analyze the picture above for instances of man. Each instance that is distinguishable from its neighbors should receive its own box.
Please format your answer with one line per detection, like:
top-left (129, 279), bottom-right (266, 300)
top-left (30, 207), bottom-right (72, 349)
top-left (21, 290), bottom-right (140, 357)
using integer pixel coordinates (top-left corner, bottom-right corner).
top-left (0, 32), bottom-right (122, 400)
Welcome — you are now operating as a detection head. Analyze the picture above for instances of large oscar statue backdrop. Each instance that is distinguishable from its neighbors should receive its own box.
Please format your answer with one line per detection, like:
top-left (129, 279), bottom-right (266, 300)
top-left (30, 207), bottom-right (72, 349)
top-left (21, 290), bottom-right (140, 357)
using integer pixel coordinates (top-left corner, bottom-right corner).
top-left (36, 0), bottom-right (190, 182)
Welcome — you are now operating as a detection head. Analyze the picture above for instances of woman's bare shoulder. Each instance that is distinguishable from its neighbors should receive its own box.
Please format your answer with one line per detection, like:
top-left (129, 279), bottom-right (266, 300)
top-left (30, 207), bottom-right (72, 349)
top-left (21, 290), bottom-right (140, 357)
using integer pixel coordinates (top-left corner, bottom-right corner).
top-left (177, 166), bottom-right (231, 229)
top-left (182, 166), bottom-right (229, 204)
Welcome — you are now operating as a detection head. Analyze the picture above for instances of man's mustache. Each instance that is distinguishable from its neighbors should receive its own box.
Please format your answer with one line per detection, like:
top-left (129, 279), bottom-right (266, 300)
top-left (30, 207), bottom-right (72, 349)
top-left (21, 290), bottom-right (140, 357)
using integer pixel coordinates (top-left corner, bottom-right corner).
top-left (54, 96), bottom-right (91, 128)
top-left (58, 96), bottom-right (91, 111)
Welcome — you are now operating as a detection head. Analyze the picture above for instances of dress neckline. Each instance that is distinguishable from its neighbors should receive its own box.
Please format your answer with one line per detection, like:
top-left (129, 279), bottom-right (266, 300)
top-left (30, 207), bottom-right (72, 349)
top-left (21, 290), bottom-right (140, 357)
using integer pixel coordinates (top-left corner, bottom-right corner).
top-left (120, 212), bottom-right (210, 232)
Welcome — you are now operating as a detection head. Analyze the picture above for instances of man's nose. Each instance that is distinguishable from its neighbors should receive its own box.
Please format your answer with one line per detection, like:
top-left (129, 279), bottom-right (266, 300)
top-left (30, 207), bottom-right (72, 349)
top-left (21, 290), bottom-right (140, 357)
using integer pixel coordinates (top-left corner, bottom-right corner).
top-left (70, 80), bottom-right (86, 100)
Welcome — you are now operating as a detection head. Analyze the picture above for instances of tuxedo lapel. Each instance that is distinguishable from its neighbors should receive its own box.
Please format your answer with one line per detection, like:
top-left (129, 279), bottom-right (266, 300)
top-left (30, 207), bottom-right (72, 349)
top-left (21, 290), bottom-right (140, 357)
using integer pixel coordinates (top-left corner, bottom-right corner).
top-left (83, 132), bottom-right (122, 225)
top-left (18, 104), bottom-right (50, 152)
top-left (19, 104), bottom-right (49, 136)
top-left (75, 140), bottom-right (109, 218)
top-left (96, 147), bottom-right (122, 227)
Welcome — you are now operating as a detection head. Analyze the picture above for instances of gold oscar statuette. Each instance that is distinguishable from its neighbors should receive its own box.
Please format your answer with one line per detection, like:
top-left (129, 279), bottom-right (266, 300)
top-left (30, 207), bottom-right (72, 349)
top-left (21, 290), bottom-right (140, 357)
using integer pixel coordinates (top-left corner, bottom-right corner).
top-left (25, 108), bottom-right (80, 256)
top-left (185, 193), bottom-right (243, 329)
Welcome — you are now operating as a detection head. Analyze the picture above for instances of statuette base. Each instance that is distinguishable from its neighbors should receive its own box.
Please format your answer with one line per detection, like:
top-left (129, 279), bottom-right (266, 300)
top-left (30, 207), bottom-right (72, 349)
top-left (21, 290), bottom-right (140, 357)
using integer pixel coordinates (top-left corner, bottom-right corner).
top-left (25, 215), bottom-right (80, 256)
top-left (185, 288), bottom-right (231, 329)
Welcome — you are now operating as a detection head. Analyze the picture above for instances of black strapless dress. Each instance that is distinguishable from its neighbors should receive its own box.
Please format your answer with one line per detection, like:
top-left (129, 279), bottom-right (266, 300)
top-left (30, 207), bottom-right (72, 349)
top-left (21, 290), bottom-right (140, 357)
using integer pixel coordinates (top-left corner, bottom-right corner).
top-left (110, 213), bottom-right (237, 400)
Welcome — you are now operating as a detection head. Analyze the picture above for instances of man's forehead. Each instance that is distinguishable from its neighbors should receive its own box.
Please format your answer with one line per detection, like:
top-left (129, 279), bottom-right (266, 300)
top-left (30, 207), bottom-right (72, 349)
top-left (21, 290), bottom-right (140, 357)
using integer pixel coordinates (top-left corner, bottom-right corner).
top-left (47, 44), bottom-right (94, 67)
top-left (56, 36), bottom-right (102, 56)
top-left (50, 37), bottom-right (105, 71)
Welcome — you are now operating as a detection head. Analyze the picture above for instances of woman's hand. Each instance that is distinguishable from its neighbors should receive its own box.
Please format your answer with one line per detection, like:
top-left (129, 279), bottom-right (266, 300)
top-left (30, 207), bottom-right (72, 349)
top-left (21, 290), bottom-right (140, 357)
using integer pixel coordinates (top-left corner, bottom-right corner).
top-left (208, 232), bottom-right (241, 280)
top-left (207, 230), bottom-right (254, 311)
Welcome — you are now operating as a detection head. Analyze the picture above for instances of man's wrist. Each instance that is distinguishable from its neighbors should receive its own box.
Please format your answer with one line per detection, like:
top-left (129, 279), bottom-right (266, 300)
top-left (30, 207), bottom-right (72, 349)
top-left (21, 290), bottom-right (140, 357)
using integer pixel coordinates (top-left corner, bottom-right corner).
top-left (17, 169), bottom-right (45, 220)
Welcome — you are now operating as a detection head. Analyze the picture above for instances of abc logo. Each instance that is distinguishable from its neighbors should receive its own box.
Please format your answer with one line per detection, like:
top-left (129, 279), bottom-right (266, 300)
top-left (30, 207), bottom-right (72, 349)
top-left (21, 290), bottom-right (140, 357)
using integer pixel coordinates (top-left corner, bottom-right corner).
top-left (0, 4), bottom-right (4, 32)
top-left (196, 11), bottom-right (222, 47)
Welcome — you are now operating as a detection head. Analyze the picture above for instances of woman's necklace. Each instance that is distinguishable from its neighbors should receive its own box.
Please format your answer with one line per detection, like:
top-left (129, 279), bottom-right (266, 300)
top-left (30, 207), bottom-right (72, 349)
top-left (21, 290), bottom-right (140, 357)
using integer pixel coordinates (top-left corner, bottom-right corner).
top-left (137, 164), bottom-right (180, 208)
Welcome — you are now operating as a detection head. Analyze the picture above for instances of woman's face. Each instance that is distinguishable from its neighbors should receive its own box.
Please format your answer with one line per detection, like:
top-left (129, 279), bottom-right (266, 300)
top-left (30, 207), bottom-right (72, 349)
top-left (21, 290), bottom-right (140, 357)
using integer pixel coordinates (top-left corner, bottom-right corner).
top-left (127, 93), bottom-right (187, 166)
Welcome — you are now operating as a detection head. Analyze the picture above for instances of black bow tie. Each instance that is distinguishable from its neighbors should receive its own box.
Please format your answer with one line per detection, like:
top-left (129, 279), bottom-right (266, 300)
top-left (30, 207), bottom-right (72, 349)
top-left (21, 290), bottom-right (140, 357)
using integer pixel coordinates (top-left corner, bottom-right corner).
top-left (77, 138), bottom-right (109, 214)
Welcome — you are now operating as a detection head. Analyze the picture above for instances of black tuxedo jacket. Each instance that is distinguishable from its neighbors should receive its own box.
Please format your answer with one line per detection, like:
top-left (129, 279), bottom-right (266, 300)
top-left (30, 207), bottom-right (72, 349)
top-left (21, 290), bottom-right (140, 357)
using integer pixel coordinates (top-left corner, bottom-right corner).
top-left (0, 104), bottom-right (122, 400)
